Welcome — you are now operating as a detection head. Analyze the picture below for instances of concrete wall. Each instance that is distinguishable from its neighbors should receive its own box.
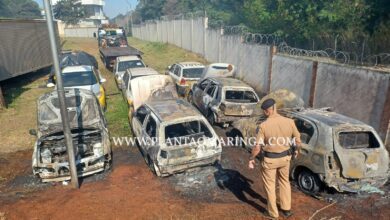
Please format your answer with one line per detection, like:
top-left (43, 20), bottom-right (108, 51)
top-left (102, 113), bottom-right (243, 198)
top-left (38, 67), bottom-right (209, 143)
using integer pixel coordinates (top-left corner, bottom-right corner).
top-left (63, 27), bottom-right (97, 38)
top-left (314, 63), bottom-right (390, 138)
top-left (132, 18), bottom-right (390, 144)
top-left (271, 55), bottom-right (315, 105)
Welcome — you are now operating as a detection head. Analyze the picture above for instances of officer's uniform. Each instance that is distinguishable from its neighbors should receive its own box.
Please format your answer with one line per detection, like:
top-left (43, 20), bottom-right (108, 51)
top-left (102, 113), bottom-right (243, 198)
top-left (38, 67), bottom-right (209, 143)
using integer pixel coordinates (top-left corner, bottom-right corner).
top-left (256, 100), bottom-right (301, 218)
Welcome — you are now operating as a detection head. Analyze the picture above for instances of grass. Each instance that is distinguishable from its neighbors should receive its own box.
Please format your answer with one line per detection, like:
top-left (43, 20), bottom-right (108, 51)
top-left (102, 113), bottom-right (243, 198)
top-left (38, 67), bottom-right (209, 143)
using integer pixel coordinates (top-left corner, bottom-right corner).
top-left (127, 38), bottom-right (208, 73)
top-left (0, 37), bottom-right (208, 152)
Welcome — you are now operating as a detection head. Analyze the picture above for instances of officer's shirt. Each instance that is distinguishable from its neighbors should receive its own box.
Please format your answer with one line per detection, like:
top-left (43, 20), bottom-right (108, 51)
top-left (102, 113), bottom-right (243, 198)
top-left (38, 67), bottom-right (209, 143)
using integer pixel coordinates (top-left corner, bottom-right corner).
top-left (256, 113), bottom-right (301, 153)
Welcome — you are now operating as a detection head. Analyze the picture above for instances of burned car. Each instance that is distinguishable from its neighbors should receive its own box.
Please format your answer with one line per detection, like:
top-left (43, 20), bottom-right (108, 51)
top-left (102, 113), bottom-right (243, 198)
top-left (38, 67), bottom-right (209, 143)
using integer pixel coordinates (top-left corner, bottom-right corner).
top-left (31, 89), bottom-right (112, 182)
top-left (230, 108), bottom-right (389, 193)
top-left (188, 77), bottom-right (260, 126)
top-left (131, 99), bottom-right (222, 176)
top-left (126, 74), bottom-right (178, 120)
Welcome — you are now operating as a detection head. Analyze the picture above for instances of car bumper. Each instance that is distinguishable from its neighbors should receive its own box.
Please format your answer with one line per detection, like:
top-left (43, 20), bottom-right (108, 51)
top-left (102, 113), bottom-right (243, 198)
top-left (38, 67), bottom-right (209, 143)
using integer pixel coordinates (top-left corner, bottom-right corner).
top-left (176, 84), bottom-right (190, 97)
top-left (34, 154), bottom-right (108, 182)
top-left (158, 153), bottom-right (221, 176)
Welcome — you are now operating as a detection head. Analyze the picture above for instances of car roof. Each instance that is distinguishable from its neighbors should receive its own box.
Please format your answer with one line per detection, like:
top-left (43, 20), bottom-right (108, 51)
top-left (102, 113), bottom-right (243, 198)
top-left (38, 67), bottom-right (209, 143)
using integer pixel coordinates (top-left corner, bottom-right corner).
top-left (117, 55), bottom-right (141, 62)
top-left (177, 62), bottom-right (205, 68)
top-left (207, 77), bottom-right (252, 88)
top-left (62, 65), bottom-right (93, 73)
top-left (128, 67), bottom-right (159, 76)
top-left (287, 108), bottom-right (368, 128)
top-left (146, 99), bottom-right (202, 122)
top-left (208, 63), bottom-right (233, 68)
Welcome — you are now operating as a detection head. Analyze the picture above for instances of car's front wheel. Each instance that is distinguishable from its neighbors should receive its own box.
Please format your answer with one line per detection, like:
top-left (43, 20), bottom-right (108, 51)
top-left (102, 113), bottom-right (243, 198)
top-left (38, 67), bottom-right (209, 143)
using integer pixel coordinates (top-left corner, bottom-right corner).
top-left (297, 169), bottom-right (322, 194)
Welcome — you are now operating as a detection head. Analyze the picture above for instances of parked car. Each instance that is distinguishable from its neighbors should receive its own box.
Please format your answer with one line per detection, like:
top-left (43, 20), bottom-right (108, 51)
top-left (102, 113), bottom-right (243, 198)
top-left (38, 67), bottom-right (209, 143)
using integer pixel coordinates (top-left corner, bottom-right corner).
top-left (230, 108), bottom-right (389, 193)
top-left (131, 99), bottom-right (222, 176)
top-left (47, 51), bottom-right (98, 88)
top-left (201, 63), bottom-right (235, 78)
top-left (114, 55), bottom-right (146, 89)
top-left (188, 77), bottom-right (260, 126)
top-left (120, 67), bottom-right (160, 106)
top-left (126, 74), bottom-right (178, 119)
top-left (166, 62), bottom-right (205, 97)
top-left (52, 65), bottom-right (107, 110)
top-left (31, 89), bottom-right (112, 182)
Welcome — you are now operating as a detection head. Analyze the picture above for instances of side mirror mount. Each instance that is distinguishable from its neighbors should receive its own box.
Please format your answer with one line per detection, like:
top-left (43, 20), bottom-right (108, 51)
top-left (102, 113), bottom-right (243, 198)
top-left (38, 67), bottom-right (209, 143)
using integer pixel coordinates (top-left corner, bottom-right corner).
top-left (29, 129), bottom-right (37, 136)
top-left (167, 65), bottom-right (171, 70)
top-left (100, 78), bottom-right (107, 83)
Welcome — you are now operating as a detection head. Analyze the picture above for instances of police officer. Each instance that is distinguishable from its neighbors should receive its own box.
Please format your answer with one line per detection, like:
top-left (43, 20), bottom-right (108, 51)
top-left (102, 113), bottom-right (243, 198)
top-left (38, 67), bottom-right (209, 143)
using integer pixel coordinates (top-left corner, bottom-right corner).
top-left (248, 98), bottom-right (301, 219)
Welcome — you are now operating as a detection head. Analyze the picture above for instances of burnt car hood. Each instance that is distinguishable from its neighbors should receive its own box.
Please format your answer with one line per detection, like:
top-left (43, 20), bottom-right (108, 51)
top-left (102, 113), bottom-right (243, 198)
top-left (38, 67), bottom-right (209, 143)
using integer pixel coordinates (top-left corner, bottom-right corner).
top-left (37, 89), bottom-right (102, 137)
top-left (131, 75), bottom-right (179, 111)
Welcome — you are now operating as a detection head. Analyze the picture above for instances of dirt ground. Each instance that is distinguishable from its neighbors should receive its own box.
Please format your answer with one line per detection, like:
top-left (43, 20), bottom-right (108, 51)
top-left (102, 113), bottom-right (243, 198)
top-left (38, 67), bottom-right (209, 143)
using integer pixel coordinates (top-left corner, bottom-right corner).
top-left (0, 38), bottom-right (389, 219)
top-left (0, 137), bottom-right (389, 220)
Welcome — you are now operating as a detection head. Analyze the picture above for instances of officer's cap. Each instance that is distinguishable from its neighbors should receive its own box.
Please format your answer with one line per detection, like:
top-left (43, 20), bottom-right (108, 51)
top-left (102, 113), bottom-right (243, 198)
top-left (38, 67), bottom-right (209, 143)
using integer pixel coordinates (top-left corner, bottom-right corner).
top-left (261, 98), bottom-right (276, 110)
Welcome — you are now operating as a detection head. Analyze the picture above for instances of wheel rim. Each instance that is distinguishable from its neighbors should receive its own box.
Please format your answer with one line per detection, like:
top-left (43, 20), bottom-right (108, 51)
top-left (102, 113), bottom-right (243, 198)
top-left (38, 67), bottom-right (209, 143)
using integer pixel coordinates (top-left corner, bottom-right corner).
top-left (300, 174), bottom-right (314, 191)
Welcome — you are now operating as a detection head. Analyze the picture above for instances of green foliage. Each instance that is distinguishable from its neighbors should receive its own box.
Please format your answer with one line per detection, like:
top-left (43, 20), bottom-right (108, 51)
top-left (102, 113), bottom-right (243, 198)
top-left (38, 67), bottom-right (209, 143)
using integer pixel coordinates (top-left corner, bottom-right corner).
top-left (0, 0), bottom-right (41, 19)
top-left (53, 0), bottom-right (86, 25)
top-left (131, 0), bottom-right (389, 54)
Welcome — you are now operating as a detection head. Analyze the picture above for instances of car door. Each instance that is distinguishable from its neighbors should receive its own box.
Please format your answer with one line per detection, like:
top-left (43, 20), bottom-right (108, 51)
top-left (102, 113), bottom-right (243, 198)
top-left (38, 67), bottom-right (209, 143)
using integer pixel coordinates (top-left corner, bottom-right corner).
top-left (192, 79), bottom-right (210, 111)
top-left (172, 65), bottom-right (182, 85)
top-left (202, 82), bottom-right (218, 114)
top-left (167, 64), bottom-right (177, 81)
top-left (131, 105), bottom-right (149, 138)
top-left (141, 113), bottom-right (158, 156)
top-left (287, 116), bottom-right (319, 172)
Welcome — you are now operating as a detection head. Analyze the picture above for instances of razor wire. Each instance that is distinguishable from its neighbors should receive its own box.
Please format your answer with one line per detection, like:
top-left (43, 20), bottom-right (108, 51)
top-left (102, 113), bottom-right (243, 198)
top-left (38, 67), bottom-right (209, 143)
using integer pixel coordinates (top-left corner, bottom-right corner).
top-left (133, 15), bottom-right (389, 67)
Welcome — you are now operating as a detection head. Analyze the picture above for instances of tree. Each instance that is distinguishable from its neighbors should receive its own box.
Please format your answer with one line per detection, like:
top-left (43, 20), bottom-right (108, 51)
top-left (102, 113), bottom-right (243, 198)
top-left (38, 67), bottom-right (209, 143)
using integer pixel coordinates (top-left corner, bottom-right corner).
top-left (0, 0), bottom-right (41, 19)
top-left (17, 1), bottom-right (42, 19)
top-left (53, 0), bottom-right (86, 25)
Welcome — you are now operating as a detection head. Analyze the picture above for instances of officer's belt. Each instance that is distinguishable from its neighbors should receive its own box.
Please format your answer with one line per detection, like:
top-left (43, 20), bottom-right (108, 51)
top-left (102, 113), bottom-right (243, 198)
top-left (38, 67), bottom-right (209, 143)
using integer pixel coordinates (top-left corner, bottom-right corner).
top-left (263, 149), bottom-right (291, 158)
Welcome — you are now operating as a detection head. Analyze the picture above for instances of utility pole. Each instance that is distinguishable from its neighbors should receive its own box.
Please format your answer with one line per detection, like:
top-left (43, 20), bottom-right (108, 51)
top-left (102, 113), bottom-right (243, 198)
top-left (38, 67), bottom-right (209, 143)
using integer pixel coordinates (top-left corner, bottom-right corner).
top-left (124, 0), bottom-right (133, 36)
top-left (43, 0), bottom-right (79, 189)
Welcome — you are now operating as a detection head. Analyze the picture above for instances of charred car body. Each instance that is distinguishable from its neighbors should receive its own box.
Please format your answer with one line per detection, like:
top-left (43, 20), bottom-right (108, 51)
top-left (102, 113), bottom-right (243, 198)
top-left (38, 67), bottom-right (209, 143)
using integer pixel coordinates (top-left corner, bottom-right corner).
top-left (32, 89), bottom-right (112, 182)
top-left (126, 74), bottom-right (178, 119)
top-left (132, 99), bottom-right (222, 176)
top-left (230, 108), bottom-right (389, 193)
top-left (188, 77), bottom-right (260, 126)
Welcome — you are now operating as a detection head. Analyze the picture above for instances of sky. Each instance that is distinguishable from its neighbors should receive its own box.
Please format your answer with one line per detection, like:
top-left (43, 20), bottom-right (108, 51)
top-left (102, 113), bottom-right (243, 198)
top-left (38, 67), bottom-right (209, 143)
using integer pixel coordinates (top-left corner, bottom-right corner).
top-left (33, 0), bottom-right (138, 18)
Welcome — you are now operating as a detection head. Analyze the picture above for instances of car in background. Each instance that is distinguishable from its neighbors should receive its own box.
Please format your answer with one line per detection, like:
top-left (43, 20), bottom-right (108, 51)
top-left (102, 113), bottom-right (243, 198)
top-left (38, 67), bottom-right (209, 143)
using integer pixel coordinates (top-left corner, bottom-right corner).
top-left (126, 74), bottom-right (178, 119)
top-left (188, 77), bottom-right (259, 126)
top-left (60, 65), bottom-right (107, 110)
top-left (31, 89), bottom-right (112, 182)
top-left (230, 107), bottom-right (389, 194)
top-left (201, 63), bottom-right (235, 78)
top-left (166, 62), bottom-right (205, 97)
top-left (114, 55), bottom-right (146, 89)
top-left (131, 99), bottom-right (222, 176)
top-left (120, 67), bottom-right (160, 107)
top-left (47, 51), bottom-right (98, 88)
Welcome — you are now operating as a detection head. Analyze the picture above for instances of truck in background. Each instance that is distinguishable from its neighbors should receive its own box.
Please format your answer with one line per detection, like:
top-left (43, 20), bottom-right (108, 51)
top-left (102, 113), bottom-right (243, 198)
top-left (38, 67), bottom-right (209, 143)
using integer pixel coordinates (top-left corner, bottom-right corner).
top-left (96, 25), bottom-right (143, 69)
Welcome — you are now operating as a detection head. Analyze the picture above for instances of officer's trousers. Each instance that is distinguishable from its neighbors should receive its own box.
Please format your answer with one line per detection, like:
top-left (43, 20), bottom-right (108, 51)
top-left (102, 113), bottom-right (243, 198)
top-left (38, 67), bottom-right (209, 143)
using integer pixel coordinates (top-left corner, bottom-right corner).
top-left (261, 155), bottom-right (292, 218)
